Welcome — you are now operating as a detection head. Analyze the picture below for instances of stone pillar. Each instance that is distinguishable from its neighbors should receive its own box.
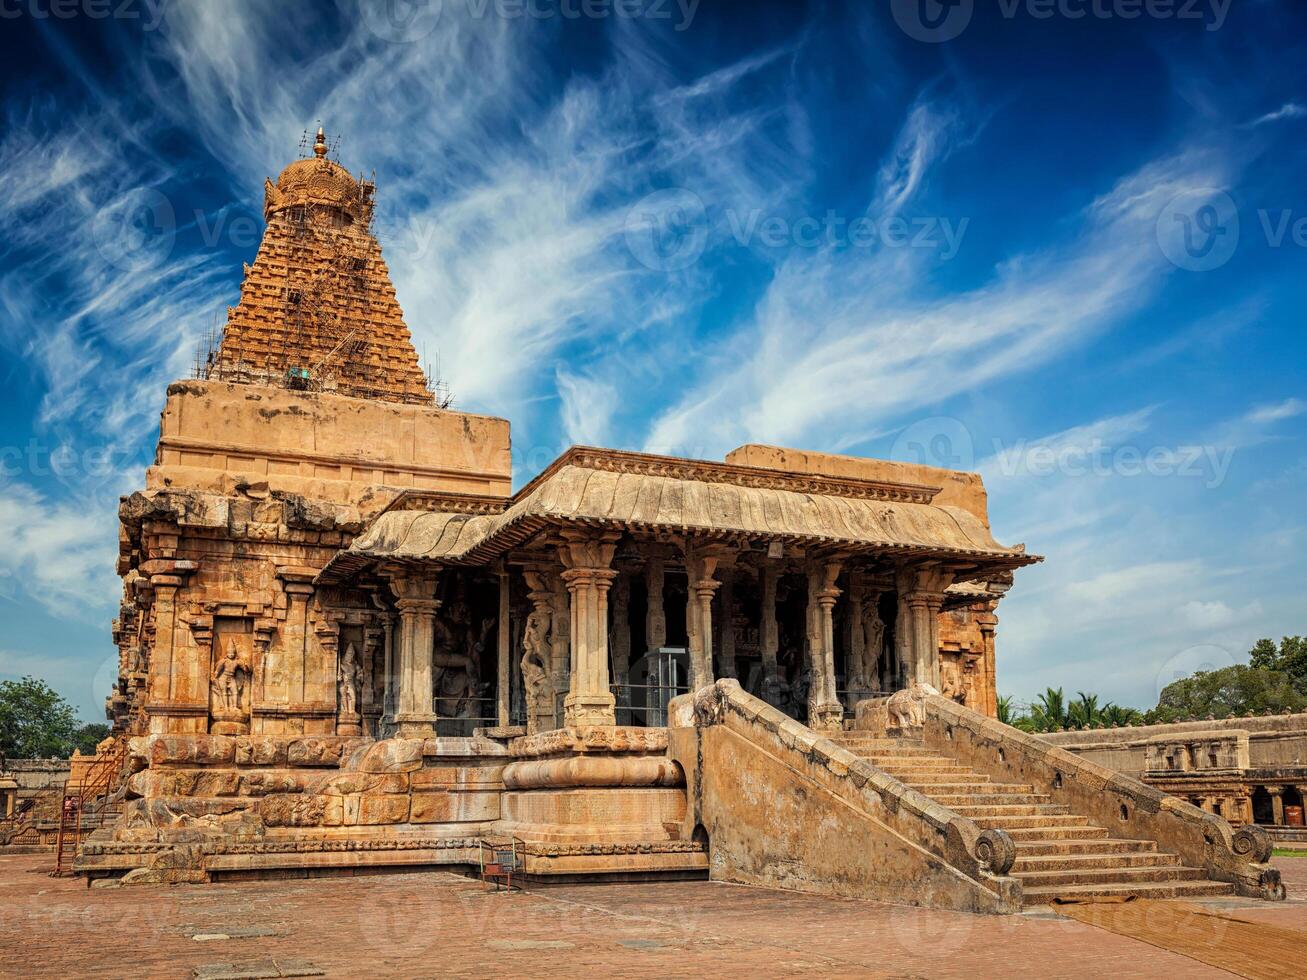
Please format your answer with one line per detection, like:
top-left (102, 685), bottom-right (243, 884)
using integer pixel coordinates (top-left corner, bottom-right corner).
top-left (977, 606), bottom-right (999, 719)
top-left (314, 614), bottom-right (346, 736)
top-left (387, 572), bottom-right (442, 738)
top-left (897, 566), bottom-right (952, 690)
top-left (846, 581), bottom-right (866, 707)
top-left (893, 593), bottom-right (911, 691)
top-left (522, 570), bottom-right (560, 733)
top-left (556, 531), bottom-right (621, 727)
top-left (760, 561), bottom-right (780, 705)
top-left (255, 566), bottom-right (319, 734)
top-left (1270, 787), bottom-right (1286, 826)
top-left (497, 567), bottom-right (511, 727)
top-left (684, 545), bottom-right (721, 693)
top-left (362, 624), bottom-right (384, 736)
top-left (806, 560), bottom-right (844, 730)
top-left (717, 567), bottom-right (737, 679)
top-left (645, 553), bottom-right (666, 653)
top-left (610, 572), bottom-right (632, 689)
top-left (142, 561), bottom-right (203, 734)
top-left (381, 616), bottom-right (395, 721)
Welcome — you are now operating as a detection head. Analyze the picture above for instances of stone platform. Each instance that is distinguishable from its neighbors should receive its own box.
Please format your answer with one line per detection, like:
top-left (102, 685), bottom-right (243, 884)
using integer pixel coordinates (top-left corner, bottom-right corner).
top-left (76, 727), bottom-right (706, 883)
top-left (5, 852), bottom-right (1307, 978)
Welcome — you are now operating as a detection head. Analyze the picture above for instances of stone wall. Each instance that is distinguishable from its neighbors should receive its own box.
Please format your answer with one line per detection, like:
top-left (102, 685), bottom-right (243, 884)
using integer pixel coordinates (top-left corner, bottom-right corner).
top-left (1039, 713), bottom-right (1307, 773)
top-left (3, 759), bottom-right (70, 801)
top-left (148, 380), bottom-right (511, 504)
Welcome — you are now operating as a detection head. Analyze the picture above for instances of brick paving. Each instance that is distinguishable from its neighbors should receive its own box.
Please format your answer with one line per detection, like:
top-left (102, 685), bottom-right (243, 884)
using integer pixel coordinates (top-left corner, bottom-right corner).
top-left (2, 854), bottom-right (1305, 979)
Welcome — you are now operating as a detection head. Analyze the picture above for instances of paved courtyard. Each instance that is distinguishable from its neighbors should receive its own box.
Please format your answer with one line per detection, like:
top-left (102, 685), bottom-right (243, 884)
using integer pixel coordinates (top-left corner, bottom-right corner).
top-left (2, 854), bottom-right (1305, 979)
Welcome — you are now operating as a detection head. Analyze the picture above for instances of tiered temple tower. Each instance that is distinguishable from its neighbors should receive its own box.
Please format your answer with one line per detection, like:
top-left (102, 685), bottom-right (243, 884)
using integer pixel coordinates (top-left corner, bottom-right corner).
top-left (106, 132), bottom-right (511, 738)
top-left (202, 128), bottom-right (432, 404)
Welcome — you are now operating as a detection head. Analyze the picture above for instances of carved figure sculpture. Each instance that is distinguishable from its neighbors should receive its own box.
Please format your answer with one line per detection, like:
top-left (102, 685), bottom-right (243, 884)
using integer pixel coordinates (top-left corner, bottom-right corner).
top-left (520, 608), bottom-right (552, 733)
top-left (338, 642), bottom-right (361, 716)
top-left (886, 683), bottom-right (939, 732)
top-left (211, 640), bottom-right (249, 710)
top-left (940, 657), bottom-right (967, 705)
top-left (848, 598), bottom-right (885, 696)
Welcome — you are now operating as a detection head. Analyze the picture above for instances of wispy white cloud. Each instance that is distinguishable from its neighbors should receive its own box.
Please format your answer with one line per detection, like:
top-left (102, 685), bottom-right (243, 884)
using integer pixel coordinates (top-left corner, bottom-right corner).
top-left (645, 131), bottom-right (1234, 456)
top-left (1249, 102), bottom-right (1306, 127)
top-left (1246, 397), bottom-right (1306, 425)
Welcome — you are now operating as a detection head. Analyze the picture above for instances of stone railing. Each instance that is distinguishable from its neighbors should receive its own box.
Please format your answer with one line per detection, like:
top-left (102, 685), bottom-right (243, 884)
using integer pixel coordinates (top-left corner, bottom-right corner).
top-left (672, 679), bottom-right (1021, 913)
top-left (908, 691), bottom-right (1284, 901)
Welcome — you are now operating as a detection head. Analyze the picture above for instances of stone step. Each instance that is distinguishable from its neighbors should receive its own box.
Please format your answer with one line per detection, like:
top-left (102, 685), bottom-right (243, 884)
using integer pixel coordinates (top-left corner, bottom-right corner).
top-left (843, 743), bottom-right (948, 754)
top-left (949, 803), bottom-right (1072, 818)
top-left (1002, 825), bottom-right (1111, 841)
top-left (1012, 837), bottom-right (1157, 856)
top-left (892, 778), bottom-right (1000, 792)
top-left (1012, 864), bottom-right (1206, 889)
top-left (1020, 879), bottom-right (1234, 906)
top-left (1013, 851), bottom-right (1182, 873)
top-left (972, 814), bottom-right (1104, 830)
top-left (858, 756), bottom-right (975, 768)
top-left (829, 738), bottom-right (928, 751)
top-left (868, 764), bottom-right (981, 777)
top-left (933, 793), bottom-right (1053, 807)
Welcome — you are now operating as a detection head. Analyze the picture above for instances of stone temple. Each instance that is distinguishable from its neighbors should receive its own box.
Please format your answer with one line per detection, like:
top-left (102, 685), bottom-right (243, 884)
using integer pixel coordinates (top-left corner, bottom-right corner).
top-left (76, 132), bottom-right (1284, 911)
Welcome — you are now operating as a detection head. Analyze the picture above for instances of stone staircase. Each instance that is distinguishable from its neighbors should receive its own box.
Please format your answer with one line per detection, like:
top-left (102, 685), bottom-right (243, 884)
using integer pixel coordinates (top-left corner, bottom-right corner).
top-left (828, 732), bottom-right (1236, 906)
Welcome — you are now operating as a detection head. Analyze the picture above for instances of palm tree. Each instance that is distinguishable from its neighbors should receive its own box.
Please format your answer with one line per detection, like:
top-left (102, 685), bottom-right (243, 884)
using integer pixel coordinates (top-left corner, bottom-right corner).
top-left (1068, 692), bottom-right (1102, 729)
top-left (997, 695), bottom-right (1015, 725)
top-left (1101, 703), bottom-right (1143, 727)
top-left (1029, 687), bottom-right (1068, 732)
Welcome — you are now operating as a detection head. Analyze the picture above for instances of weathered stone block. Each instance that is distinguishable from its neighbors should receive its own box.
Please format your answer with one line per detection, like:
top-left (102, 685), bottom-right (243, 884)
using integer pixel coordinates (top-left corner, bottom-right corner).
top-left (356, 794), bottom-right (412, 825)
top-left (410, 790), bottom-right (499, 824)
top-left (410, 766), bottom-right (503, 791)
top-left (258, 794), bottom-right (327, 827)
top-left (350, 739), bottom-right (424, 774)
top-left (287, 738), bottom-right (347, 767)
top-left (310, 772), bottom-right (410, 796)
top-left (147, 734), bottom-right (235, 767)
top-left (235, 736), bottom-right (288, 767)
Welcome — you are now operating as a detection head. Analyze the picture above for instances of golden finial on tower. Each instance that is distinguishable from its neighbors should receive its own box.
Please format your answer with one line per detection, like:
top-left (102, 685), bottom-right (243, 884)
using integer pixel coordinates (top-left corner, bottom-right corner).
top-left (313, 125), bottom-right (327, 158)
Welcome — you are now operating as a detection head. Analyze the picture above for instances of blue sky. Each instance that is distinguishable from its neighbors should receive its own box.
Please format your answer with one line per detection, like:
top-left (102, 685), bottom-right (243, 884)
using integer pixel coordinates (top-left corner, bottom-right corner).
top-left (0, 0), bottom-right (1304, 720)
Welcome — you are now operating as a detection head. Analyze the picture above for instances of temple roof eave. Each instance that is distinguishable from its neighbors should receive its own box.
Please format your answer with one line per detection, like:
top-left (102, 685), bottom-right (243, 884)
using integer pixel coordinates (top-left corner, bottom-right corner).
top-left (316, 448), bottom-right (1042, 586)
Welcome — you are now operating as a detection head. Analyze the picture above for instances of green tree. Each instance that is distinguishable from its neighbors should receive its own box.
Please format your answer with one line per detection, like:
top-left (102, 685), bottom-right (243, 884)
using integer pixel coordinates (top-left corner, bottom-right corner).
top-left (1067, 692), bottom-right (1102, 729)
top-left (1248, 636), bottom-right (1307, 691)
top-left (1028, 687), bottom-right (1069, 732)
top-left (0, 677), bottom-right (83, 758)
top-left (996, 695), bottom-right (1016, 726)
top-left (73, 723), bottom-right (111, 756)
top-left (1101, 704), bottom-right (1143, 727)
top-left (1148, 664), bottom-right (1307, 723)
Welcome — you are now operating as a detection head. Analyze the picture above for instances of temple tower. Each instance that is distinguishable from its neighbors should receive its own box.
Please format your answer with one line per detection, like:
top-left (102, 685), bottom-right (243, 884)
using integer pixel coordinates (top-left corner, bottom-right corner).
top-left (108, 131), bottom-right (511, 738)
